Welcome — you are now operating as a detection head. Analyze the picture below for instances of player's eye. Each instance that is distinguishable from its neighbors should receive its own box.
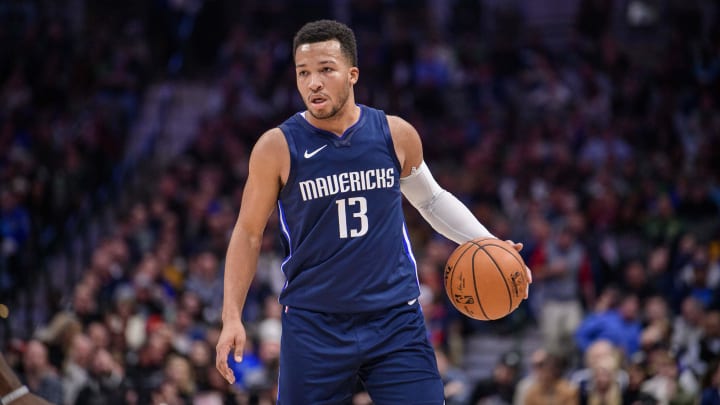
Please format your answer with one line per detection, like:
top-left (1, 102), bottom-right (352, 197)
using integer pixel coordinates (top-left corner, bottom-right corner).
top-left (322, 67), bottom-right (333, 73)
top-left (297, 71), bottom-right (308, 77)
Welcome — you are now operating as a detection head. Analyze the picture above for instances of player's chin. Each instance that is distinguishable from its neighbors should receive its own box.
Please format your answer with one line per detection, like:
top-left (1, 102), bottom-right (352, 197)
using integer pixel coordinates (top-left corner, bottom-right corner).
top-left (309, 107), bottom-right (334, 119)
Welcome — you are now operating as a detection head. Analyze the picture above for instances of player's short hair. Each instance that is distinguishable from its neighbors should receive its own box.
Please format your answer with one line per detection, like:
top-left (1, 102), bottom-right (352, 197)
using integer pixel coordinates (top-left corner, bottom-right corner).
top-left (293, 19), bottom-right (358, 67)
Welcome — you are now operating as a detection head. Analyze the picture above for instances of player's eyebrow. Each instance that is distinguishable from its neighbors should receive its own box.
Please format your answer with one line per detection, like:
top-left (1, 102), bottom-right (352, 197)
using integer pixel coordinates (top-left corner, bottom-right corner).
top-left (296, 60), bottom-right (338, 68)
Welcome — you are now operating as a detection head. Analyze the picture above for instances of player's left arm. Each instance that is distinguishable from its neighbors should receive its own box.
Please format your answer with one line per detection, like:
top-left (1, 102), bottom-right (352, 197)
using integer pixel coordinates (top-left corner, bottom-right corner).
top-left (388, 114), bottom-right (495, 244)
top-left (388, 115), bottom-right (532, 287)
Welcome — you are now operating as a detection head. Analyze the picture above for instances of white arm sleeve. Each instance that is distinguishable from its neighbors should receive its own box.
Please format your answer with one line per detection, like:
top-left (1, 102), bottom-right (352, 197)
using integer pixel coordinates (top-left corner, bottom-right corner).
top-left (400, 162), bottom-right (496, 245)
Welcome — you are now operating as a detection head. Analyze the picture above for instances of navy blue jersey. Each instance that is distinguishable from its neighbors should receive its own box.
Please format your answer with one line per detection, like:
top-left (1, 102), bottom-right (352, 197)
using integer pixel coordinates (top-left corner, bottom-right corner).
top-left (277, 105), bottom-right (419, 313)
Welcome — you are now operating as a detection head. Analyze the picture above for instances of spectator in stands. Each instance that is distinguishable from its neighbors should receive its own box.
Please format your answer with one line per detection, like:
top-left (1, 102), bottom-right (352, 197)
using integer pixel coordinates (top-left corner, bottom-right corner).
top-left (646, 246), bottom-right (676, 305)
top-left (571, 339), bottom-right (628, 394)
top-left (514, 348), bottom-right (547, 405)
top-left (685, 310), bottom-right (720, 379)
top-left (184, 250), bottom-right (223, 324)
top-left (530, 224), bottom-right (589, 355)
top-left (20, 340), bottom-right (63, 404)
top-left (125, 328), bottom-right (171, 404)
top-left (468, 350), bottom-right (522, 405)
top-left (148, 380), bottom-right (184, 405)
top-left (640, 351), bottom-right (697, 405)
top-left (523, 353), bottom-right (578, 405)
top-left (70, 283), bottom-right (102, 327)
top-left (701, 361), bottom-right (720, 405)
top-left (642, 194), bottom-right (685, 248)
top-left (578, 354), bottom-right (622, 405)
top-left (0, 187), bottom-right (31, 296)
top-left (74, 347), bottom-right (129, 405)
top-left (644, 296), bottom-right (671, 331)
top-left (168, 306), bottom-right (203, 356)
top-left (638, 296), bottom-right (673, 356)
top-left (674, 296), bottom-right (707, 366)
top-left (109, 285), bottom-right (145, 352)
top-left (675, 244), bottom-right (720, 309)
top-left (187, 340), bottom-right (212, 393)
top-left (622, 259), bottom-right (657, 302)
top-left (434, 347), bottom-right (469, 405)
top-left (86, 322), bottom-right (110, 352)
top-left (163, 354), bottom-right (196, 403)
top-left (575, 291), bottom-right (642, 357)
top-left (34, 311), bottom-right (82, 371)
top-left (623, 353), bottom-right (658, 405)
top-left (578, 125), bottom-right (634, 170)
top-left (253, 317), bottom-right (281, 394)
top-left (62, 333), bottom-right (94, 405)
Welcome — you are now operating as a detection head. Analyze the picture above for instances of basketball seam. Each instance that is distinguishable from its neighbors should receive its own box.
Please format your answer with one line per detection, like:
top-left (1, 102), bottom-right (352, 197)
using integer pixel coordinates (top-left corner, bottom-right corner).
top-left (480, 242), bottom-right (528, 300)
top-left (469, 248), bottom-right (491, 320)
top-left (469, 240), bottom-right (517, 318)
top-left (448, 243), bottom-right (487, 320)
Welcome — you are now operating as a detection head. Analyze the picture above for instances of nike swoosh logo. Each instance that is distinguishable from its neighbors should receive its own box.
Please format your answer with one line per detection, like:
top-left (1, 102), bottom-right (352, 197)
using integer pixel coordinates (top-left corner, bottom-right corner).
top-left (407, 298), bottom-right (417, 305)
top-left (303, 145), bottom-right (327, 158)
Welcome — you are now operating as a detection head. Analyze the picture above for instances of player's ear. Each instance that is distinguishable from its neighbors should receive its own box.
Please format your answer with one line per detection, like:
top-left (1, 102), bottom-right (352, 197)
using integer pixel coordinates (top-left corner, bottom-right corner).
top-left (349, 67), bottom-right (359, 85)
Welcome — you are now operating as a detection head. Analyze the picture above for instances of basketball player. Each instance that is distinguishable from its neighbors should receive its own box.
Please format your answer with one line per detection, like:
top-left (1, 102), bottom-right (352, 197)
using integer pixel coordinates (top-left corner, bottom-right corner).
top-left (216, 19), bottom-right (531, 404)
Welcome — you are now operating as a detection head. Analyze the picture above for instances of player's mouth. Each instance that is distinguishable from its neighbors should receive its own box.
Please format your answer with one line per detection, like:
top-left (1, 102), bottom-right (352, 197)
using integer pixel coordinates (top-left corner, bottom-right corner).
top-left (309, 94), bottom-right (328, 107)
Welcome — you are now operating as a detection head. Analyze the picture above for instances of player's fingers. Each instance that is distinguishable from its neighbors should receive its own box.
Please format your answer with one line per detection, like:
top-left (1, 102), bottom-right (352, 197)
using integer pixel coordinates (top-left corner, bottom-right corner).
top-left (233, 339), bottom-right (244, 363)
top-left (215, 345), bottom-right (231, 382)
top-left (524, 266), bottom-right (532, 299)
top-left (505, 240), bottom-right (524, 252)
top-left (215, 343), bottom-right (235, 384)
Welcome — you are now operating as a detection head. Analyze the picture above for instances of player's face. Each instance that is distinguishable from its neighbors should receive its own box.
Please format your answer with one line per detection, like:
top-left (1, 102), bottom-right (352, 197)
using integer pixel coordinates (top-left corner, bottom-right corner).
top-left (295, 40), bottom-right (358, 120)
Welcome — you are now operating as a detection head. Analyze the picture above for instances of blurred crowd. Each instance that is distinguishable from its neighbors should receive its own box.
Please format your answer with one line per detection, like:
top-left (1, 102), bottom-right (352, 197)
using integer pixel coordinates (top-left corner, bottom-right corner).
top-left (0, 0), bottom-right (151, 308)
top-left (2, 0), bottom-right (720, 404)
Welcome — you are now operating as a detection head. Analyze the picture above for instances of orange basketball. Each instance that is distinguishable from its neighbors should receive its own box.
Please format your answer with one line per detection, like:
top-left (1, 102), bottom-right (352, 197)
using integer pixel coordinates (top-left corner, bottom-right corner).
top-left (444, 238), bottom-right (529, 321)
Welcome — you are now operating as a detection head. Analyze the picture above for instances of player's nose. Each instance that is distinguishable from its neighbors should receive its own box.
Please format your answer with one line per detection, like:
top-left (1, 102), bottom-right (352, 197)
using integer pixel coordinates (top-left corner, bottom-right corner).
top-left (308, 73), bottom-right (323, 91)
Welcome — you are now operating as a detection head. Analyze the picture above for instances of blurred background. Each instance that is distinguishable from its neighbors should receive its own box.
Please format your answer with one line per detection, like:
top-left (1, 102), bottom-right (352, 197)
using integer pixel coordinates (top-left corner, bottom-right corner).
top-left (1, 0), bottom-right (719, 404)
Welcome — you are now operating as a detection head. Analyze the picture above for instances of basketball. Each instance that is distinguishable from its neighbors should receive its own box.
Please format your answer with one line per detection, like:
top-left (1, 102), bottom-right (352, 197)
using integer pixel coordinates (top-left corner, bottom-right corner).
top-left (444, 238), bottom-right (529, 321)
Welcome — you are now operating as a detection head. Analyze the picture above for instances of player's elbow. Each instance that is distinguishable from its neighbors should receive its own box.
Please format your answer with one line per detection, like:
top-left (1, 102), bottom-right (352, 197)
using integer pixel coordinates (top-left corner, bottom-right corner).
top-left (231, 225), bottom-right (265, 252)
top-left (402, 186), bottom-right (444, 212)
top-left (243, 231), bottom-right (264, 252)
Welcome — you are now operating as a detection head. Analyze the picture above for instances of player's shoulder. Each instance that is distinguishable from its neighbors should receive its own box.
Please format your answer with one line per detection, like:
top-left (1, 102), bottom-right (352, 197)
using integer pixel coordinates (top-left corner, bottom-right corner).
top-left (385, 114), bottom-right (414, 133)
top-left (384, 114), bottom-right (423, 175)
top-left (385, 114), bottom-right (421, 145)
top-left (251, 127), bottom-right (288, 156)
top-left (249, 127), bottom-right (290, 181)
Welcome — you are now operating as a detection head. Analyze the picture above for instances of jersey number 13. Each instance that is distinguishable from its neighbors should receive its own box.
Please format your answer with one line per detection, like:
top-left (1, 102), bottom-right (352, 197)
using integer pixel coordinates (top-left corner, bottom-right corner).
top-left (335, 197), bottom-right (368, 238)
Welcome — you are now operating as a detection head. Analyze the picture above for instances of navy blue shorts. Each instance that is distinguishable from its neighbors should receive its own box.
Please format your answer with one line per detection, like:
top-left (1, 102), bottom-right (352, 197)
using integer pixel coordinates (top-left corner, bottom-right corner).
top-left (277, 300), bottom-right (444, 404)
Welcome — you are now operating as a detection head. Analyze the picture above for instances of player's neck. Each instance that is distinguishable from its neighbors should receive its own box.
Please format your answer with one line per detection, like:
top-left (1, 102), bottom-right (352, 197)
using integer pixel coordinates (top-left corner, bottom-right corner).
top-left (305, 103), bottom-right (361, 136)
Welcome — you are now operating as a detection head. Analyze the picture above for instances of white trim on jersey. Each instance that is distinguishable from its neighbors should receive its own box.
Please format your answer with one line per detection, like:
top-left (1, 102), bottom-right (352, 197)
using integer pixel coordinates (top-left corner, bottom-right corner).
top-left (277, 201), bottom-right (293, 291)
top-left (401, 221), bottom-right (418, 274)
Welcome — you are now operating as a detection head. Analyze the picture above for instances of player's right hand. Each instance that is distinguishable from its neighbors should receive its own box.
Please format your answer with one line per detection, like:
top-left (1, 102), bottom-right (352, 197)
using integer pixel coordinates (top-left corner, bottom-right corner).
top-left (215, 320), bottom-right (247, 384)
top-left (506, 240), bottom-right (532, 299)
